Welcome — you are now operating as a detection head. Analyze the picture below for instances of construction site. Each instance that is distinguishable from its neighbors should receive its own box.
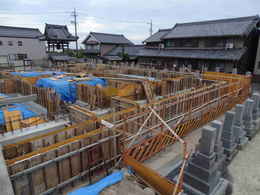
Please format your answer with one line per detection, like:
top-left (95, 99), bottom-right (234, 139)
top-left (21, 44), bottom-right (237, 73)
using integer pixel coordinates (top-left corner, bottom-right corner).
top-left (0, 63), bottom-right (259, 195)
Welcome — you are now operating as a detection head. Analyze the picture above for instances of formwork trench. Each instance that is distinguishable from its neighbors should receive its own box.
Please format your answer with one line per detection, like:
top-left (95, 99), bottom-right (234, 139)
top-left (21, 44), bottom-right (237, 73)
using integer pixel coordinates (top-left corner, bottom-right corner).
top-left (0, 65), bottom-right (251, 195)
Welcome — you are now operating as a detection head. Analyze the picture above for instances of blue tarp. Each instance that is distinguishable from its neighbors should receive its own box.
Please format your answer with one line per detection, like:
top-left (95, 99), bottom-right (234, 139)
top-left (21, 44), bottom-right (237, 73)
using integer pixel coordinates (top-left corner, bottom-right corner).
top-left (35, 77), bottom-right (107, 103)
top-left (0, 103), bottom-right (38, 125)
top-left (0, 93), bottom-right (8, 98)
top-left (68, 171), bottom-right (124, 195)
top-left (11, 71), bottom-right (66, 77)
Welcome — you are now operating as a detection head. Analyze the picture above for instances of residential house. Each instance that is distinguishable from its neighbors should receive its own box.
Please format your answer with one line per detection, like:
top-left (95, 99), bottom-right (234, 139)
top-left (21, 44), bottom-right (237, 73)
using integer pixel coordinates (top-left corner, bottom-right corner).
top-left (102, 45), bottom-right (144, 63)
top-left (82, 32), bottom-right (134, 61)
top-left (0, 25), bottom-right (47, 69)
top-left (138, 15), bottom-right (260, 73)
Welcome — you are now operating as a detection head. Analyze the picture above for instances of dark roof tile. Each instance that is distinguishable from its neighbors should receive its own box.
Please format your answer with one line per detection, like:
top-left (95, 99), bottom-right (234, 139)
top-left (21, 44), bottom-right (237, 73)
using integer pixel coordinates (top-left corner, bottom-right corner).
top-left (144, 29), bottom-right (172, 43)
top-left (0, 26), bottom-right (42, 38)
top-left (137, 48), bottom-right (246, 61)
top-left (164, 15), bottom-right (259, 39)
top-left (105, 45), bottom-right (143, 56)
top-left (83, 32), bottom-right (133, 45)
top-left (43, 24), bottom-right (77, 41)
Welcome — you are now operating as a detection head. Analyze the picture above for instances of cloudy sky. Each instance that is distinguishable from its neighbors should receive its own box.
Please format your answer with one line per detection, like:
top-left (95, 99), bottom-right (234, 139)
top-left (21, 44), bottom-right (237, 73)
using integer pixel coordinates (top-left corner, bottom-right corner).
top-left (0, 0), bottom-right (259, 48)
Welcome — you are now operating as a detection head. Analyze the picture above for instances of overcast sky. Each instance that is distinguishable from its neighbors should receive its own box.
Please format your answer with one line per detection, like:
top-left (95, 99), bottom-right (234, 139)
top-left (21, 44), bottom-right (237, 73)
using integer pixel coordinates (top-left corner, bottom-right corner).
top-left (0, 0), bottom-right (259, 48)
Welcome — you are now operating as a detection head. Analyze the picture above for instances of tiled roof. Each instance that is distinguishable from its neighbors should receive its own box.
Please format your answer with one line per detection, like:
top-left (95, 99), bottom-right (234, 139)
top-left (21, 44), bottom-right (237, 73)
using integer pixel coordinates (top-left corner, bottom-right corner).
top-left (83, 32), bottom-right (134, 45)
top-left (43, 24), bottom-right (78, 41)
top-left (0, 26), bottom-right (42, 38)
top-left (164, 15), bottom-right (259, 39)
top-left (144, 29), bottom-right (171, 43)
top-left (137, 48), bottom-right (246, 61)
top-left (105, 45), bottom-right (143, 56)
top-left (48, 53), bottom-right (75, 61)
top-left (102, 56), bottom-right (122, 61)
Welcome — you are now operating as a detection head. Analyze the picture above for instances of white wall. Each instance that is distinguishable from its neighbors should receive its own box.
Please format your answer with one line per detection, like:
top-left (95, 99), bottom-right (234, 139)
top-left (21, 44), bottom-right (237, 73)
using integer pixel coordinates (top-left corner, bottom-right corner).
top-left (0, 37), bottom-right (47, 60)
top-left (254, 35), bottom-right (260, 75)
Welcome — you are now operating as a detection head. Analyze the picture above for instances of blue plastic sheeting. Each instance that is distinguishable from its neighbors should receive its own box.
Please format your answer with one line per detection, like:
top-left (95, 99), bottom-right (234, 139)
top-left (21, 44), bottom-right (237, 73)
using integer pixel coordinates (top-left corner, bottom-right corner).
top-left (0, 93), bottom-right (8, 98)
top-left (68, 171), bottom-right (124, 195)
top-left (10, 71), bottom-right (66, 77)
top-left (0, 103), bottom-right (38, 125)
top-left (35, 77), bottom-right (107, 103)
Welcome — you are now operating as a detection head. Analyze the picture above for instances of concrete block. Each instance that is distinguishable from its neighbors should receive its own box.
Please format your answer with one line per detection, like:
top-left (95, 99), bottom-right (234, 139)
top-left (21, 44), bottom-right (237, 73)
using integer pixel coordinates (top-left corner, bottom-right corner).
top-left (198, 126), bottom-right (217, 156)
top-left (221, 111), bottom-right (238, 161)
top-left (243, 99), bottom-right (256, 139)
top-left (251, 93), bottom-right (260, 120)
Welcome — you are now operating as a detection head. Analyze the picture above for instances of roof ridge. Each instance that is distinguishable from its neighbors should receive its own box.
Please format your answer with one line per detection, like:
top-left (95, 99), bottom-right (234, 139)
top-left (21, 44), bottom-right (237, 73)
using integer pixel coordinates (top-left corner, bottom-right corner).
top-left (46, 23), bottom-right (67, 28)
top-left (90, 32), bottom-right (124, 36)
top-left (0, 25), bottom-right (40, 31)
top-left (176, 15), bottom-right (259, 27)
top-left (158, 28), bottom-right (172, 32)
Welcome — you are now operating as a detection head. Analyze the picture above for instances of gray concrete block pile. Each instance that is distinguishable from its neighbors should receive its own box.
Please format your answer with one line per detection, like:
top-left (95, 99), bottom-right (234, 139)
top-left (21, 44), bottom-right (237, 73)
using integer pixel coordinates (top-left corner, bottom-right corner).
top-left (182, 126), bottom-right (229, 195)
top-left (168, 94), bottom-right (260, 195)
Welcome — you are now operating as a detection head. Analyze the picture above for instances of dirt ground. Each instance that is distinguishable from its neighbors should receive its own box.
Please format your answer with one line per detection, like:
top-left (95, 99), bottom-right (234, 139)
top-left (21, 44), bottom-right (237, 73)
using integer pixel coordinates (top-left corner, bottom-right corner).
top-left (229, 132), bottom-right (260, 195)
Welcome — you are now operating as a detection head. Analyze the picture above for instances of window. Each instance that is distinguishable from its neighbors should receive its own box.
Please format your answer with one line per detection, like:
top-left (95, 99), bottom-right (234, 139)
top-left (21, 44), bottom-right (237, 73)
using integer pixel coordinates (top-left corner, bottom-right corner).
top-left (205, 38), bottom-right (226, 48)
top-left (8, 41), bottom-right (13, 46)
top-left (0, 41), bottom-right (2, 46)
top-left (18, 41), bottom-right (23, 46)
top-left (17, 54), bottom-right (27, 60)
top-left (165, 39), bottom-right (198, 48)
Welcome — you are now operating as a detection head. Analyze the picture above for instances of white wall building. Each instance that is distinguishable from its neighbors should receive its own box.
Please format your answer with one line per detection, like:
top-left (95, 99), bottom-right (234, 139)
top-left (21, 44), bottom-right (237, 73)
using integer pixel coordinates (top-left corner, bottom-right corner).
top-left (254, 32), bottom-right (260, 75)
top-left (0, 26), bottom-right (47, 68)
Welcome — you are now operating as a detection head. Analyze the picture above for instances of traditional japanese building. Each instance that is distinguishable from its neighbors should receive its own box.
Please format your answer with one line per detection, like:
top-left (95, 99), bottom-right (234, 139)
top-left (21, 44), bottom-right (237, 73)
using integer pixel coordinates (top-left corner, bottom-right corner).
top-left (138, 15), bottom-right (260, 73)
top-left (82, 32), bottom-right (134, 60)
top-left (41, 24), bottom-right (78, 52)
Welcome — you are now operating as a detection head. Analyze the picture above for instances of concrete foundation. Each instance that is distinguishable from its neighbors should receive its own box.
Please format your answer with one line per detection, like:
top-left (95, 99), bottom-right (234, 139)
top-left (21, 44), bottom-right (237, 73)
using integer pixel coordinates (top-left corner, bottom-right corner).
top-left (0, 145), bottom-right (14, 195)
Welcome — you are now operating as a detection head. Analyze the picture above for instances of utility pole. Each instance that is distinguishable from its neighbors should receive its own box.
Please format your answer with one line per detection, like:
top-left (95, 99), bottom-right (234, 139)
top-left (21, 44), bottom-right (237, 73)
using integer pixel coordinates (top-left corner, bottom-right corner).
top-left (71, 8), bottom-right (79, 56)
top-left (147, 19), bottom-right (153, 36)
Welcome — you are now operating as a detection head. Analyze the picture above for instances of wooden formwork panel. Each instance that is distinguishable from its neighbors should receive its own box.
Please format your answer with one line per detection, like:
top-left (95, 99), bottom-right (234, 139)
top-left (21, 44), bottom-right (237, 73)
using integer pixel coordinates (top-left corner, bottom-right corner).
top-left (3, 72), bottom-right (249, 161)
top-left (3, 120), bottom-right (99, 160)
top-left (7, 129), bottom-right (121, 195)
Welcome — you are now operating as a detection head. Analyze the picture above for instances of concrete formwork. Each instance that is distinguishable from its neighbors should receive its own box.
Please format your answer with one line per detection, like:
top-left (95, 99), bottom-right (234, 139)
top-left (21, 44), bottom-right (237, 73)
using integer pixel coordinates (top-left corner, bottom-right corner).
top-left (0, 69), bottom-right (252, 194)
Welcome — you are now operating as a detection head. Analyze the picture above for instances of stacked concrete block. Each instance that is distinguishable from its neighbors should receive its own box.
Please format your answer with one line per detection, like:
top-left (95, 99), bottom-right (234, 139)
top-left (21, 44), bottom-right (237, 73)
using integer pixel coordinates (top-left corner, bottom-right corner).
top-left (221, 111), bottom-right (238, 161)
top-left (251, 93), bottom-right (260, 133)
top-left (183, 126), bottom-right (229, 195)
top-left (232, 68), bottom-right (237, 74)
top-left (210, 120), bottom-right (226, 173)
top-left (233, 104), bottom-right (248, 149)
top-left (242, 99), bottom-right (256, 139)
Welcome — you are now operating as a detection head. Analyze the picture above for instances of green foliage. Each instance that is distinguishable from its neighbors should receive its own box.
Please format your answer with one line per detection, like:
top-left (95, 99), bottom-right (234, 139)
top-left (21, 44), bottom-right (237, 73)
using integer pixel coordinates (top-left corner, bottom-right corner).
top-left (117, 52), bottom-right (130, 61)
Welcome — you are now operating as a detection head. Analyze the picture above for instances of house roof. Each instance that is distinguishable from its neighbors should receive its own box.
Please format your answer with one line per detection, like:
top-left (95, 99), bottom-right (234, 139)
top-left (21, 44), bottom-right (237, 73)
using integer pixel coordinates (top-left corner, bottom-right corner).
top-left (0, 26), bottom-right (42, 39)
top-left (102, 56), bottom-right (122, 61)
top-left (163, 15), bottom-right (259, 39)
top-left (48, 53), bottom-right (75, 61)
top-left (83, 32), bottom-right (134, 45)
top-left (137, 48), bottom-right (246, 61)
top-left (105, 45), bottom-right (143, 56)
top-left (42, 24), bottom-right (78, 41)
top-left (143, 29), bottom-right (172, 43)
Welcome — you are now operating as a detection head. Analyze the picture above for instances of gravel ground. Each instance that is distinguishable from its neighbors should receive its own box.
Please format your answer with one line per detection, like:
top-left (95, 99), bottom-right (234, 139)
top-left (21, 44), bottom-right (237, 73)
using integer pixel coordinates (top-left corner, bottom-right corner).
top-left (229, 132), bottom-right (260, 195)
